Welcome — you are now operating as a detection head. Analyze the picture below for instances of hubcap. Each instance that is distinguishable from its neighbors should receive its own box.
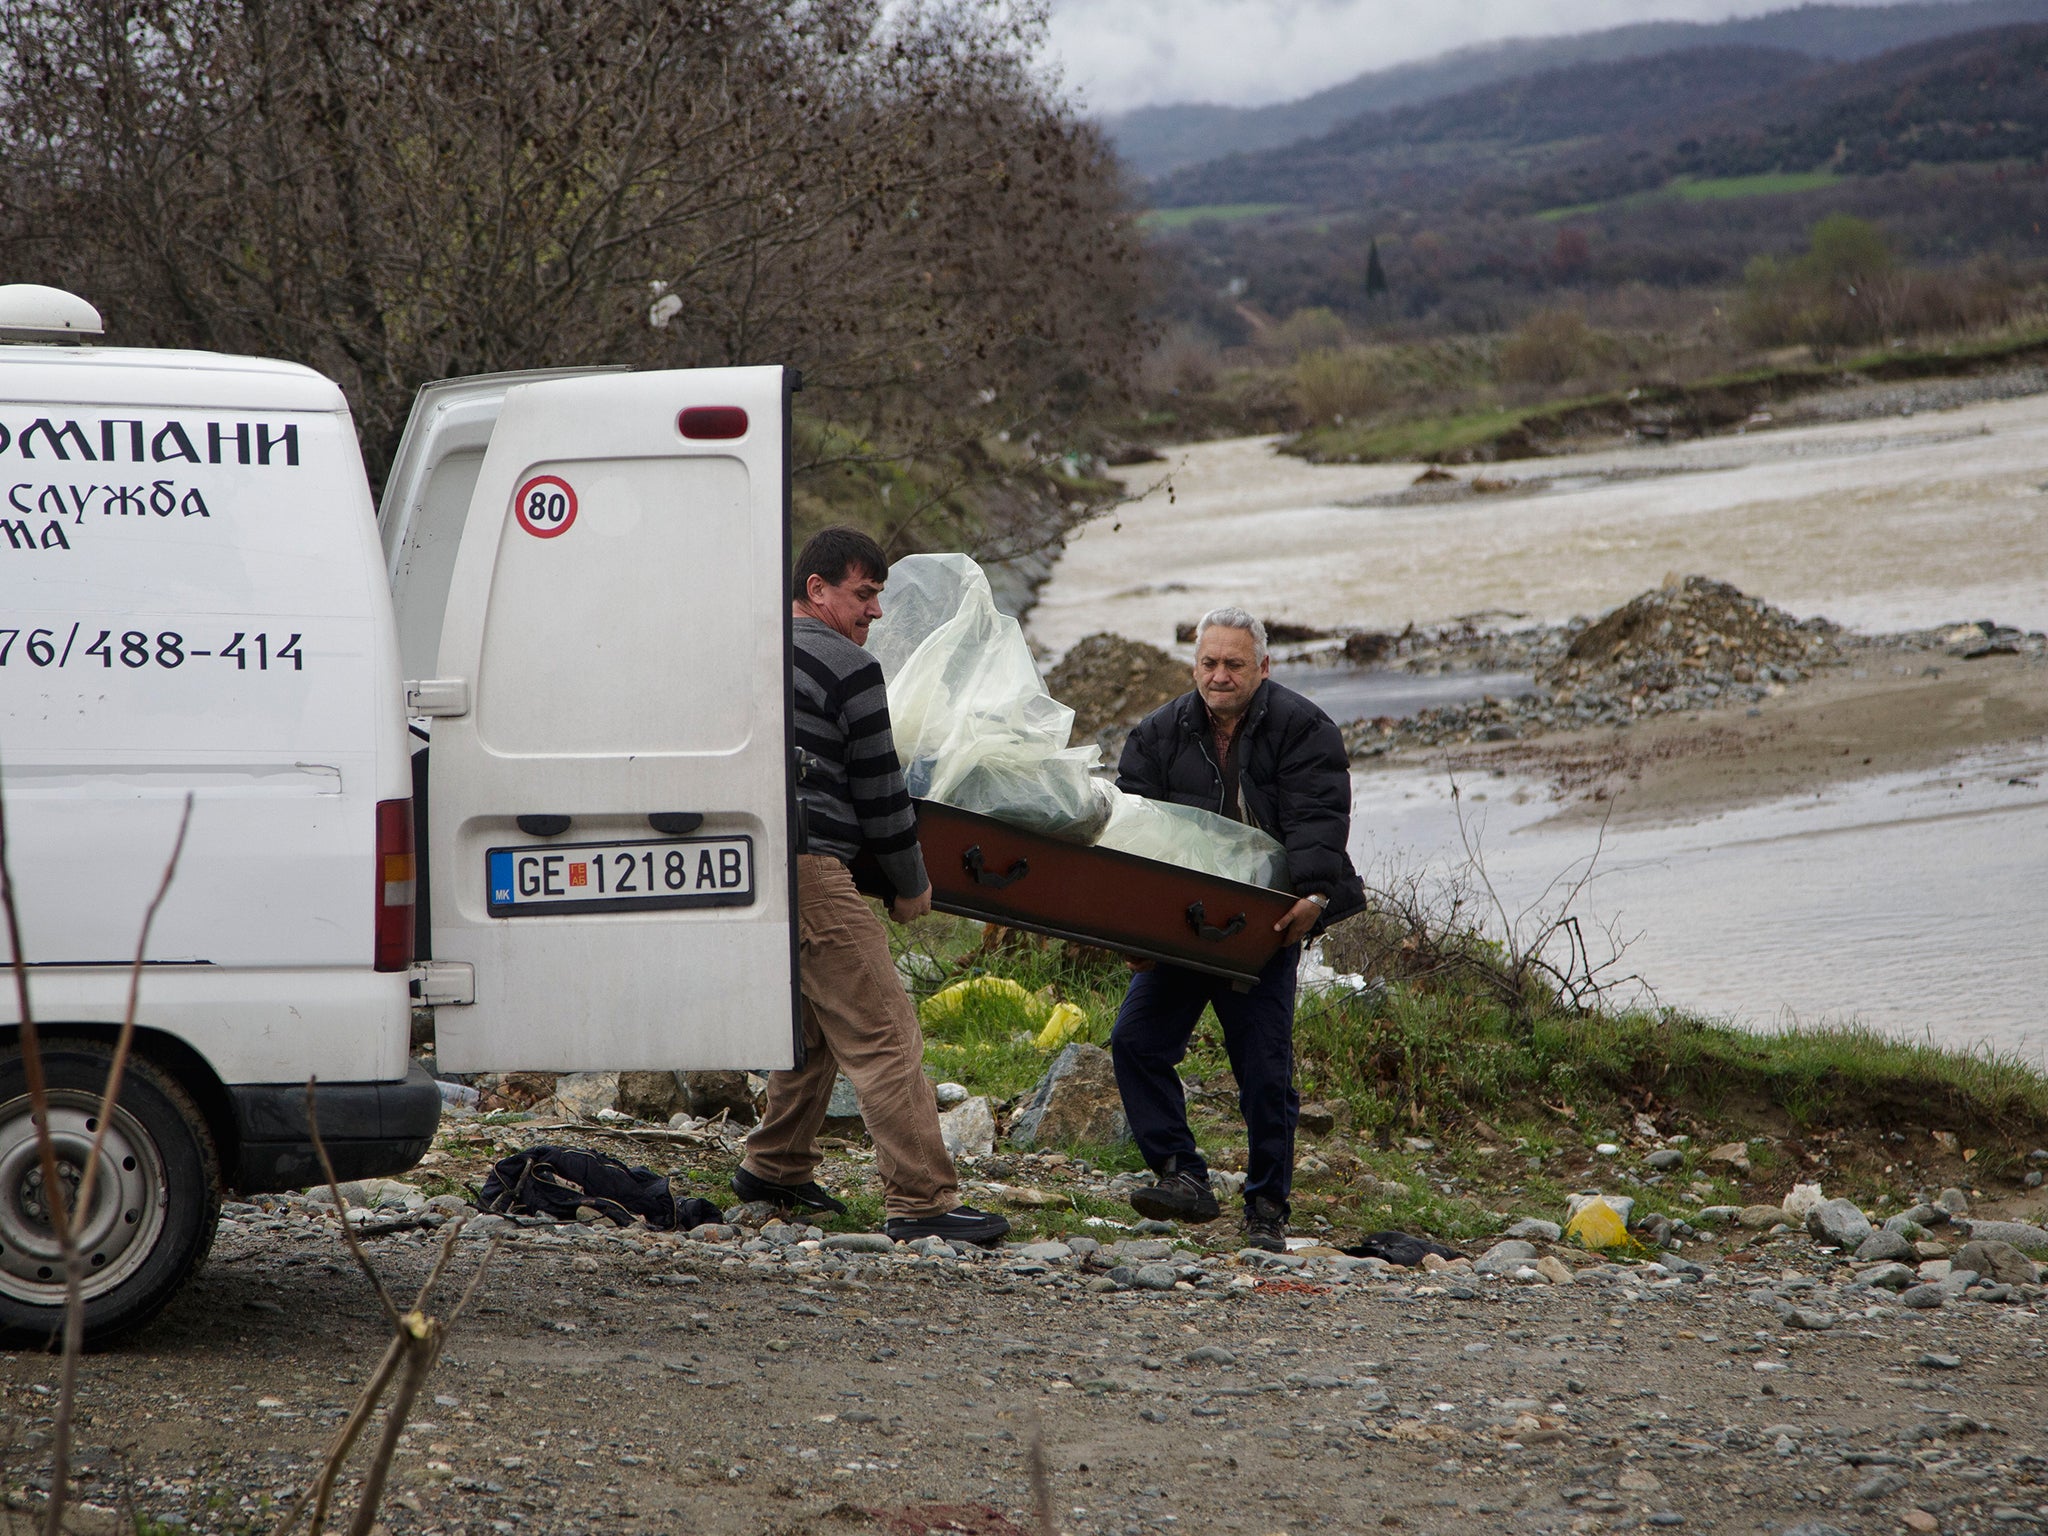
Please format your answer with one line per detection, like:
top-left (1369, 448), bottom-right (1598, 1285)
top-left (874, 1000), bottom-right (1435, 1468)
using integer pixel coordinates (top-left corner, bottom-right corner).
top-left (0, 1089), bottom-right (168, 1306)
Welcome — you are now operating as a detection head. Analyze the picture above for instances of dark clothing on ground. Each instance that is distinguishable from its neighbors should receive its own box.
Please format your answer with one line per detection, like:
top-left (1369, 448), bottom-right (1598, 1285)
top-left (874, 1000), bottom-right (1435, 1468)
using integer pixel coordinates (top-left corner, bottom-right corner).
top-left (791, 614), bottom-right (928, 898)
top-left (1116, 680), bottom-right (1363, 928)
top-left (1111, 943), bottom-right (1302, 1214)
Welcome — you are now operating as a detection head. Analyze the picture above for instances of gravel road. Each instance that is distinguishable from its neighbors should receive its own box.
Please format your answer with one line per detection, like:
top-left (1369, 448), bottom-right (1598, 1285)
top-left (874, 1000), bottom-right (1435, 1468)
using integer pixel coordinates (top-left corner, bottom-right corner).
top-left (15, 1191), bottom-right (2048, 1536)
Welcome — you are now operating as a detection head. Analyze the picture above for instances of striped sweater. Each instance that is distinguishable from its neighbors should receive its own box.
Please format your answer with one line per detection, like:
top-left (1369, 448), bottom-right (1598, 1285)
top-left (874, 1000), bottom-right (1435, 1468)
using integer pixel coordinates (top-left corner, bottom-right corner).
top-left (792, 616), bottom-right (929, 898)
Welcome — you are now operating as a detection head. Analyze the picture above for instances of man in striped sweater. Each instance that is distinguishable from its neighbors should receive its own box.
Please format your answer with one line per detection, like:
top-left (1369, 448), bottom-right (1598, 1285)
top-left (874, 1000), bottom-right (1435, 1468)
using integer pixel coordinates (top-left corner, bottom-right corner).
top-left (733, 527), bottom-right (1010, 1247)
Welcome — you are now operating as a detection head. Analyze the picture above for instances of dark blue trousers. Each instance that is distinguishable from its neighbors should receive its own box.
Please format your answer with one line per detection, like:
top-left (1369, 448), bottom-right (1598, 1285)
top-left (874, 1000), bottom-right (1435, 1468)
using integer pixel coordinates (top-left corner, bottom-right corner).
top-left (1109, 944), bottom-right (1301, 1214)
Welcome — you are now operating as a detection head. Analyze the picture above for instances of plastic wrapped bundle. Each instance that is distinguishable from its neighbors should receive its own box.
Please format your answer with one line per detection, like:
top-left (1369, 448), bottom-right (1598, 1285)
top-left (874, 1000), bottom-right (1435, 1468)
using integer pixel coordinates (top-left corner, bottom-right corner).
top-left (869, 554), bottom-right (1288, 890)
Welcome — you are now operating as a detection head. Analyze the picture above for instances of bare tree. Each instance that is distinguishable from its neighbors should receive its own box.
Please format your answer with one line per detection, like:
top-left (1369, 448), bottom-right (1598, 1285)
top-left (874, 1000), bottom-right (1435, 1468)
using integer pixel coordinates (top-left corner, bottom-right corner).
top-left (0, 0), bottom-right (1145, 491)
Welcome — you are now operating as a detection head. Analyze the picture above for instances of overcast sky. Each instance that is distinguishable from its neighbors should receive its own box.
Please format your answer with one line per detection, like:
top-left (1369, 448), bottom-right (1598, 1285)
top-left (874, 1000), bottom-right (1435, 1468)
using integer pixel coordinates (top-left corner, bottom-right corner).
top-left (1046, 0), bottom-right (1923, 114)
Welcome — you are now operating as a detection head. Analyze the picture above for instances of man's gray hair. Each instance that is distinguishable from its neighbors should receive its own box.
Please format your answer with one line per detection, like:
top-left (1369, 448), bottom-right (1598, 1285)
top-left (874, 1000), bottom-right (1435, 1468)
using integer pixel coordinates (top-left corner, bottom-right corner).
top-left (1195, 606), bottom-right (1268, 663)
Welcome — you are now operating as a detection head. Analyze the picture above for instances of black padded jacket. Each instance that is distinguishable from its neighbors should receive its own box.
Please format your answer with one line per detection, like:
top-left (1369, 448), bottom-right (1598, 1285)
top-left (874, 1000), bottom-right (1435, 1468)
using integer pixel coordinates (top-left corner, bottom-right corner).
top-left (1117, 681), bottom-right (1366, 931)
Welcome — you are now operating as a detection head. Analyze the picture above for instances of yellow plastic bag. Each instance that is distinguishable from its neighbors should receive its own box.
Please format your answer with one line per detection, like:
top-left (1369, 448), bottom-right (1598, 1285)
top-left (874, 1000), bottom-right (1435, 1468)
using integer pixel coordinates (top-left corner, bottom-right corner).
top-left (1033, 1002), bottom-right (1087, 1051)
top-left (1564, 1197), bottom-right (1629, 1250)
top-left (919, 975), bottom-right (1040, 1027)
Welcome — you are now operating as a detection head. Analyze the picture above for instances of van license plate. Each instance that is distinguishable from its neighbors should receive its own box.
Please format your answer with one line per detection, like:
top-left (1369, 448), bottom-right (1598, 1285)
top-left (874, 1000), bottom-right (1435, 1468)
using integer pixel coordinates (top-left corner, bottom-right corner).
top-left (487, 837), bottom-right (754, 917)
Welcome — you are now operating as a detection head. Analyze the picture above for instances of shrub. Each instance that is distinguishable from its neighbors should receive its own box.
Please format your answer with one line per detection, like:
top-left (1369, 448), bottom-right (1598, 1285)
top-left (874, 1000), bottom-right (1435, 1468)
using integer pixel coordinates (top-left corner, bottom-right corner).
top-left (1292, 346), bottom-right (1396, 425)
top-left (1267, 305), bottom-right (1350, 360)
top-left (1497, 308), bottom-right (1607, 385)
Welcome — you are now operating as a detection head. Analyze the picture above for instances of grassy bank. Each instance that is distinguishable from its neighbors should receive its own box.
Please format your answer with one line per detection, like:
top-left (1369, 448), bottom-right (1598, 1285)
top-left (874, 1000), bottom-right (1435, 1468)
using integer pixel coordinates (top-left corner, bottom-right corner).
top-left (880, 915), bottom-right (2048, 1244)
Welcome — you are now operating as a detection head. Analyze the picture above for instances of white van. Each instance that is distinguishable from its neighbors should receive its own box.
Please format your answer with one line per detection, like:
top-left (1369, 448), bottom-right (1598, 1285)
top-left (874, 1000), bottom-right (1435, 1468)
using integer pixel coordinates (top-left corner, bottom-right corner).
top-left (0, 286), bottom-right (798, 1344)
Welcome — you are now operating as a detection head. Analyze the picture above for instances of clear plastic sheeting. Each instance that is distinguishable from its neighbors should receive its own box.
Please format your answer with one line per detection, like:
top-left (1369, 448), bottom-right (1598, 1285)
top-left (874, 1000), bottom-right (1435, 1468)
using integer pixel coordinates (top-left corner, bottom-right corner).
top-left (868, 553), bottom-right (1288, 890)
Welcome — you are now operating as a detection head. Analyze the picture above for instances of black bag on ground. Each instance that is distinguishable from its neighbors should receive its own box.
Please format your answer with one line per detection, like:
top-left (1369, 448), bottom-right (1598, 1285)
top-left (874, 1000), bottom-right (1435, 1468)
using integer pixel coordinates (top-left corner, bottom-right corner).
top-left (476, 1144), bottom-right (722, 1231)
top-left (1342, 1230), bottom-right (1462, 1267)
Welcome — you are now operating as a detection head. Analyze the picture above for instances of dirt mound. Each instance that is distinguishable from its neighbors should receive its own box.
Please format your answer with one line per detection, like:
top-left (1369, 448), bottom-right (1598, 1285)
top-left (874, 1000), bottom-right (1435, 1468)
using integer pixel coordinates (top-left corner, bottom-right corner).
top-left (1046, 632), bottom-right (1189, 740)
top-left (1540, 574), bottom-right (1837, 699)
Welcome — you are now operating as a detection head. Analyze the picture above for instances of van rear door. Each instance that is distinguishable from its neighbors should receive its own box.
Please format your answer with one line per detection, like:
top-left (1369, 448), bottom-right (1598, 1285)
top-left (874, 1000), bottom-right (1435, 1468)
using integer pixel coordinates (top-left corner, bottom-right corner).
top-left (412, 367), bottom-right (797, 1073)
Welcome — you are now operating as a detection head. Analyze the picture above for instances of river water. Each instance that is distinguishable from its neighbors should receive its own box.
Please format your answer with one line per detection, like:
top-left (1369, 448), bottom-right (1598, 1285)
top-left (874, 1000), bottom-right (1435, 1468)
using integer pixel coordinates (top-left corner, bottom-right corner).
top-left (1031, 397), bottom-right (2048, 1058)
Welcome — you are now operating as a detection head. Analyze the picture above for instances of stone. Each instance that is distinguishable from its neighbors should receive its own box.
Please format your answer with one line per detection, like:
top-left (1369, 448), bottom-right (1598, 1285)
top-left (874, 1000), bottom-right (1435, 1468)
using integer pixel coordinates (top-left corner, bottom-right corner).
top-left (1696, 1205), bottom-right (1742, 1225)
top-left (934, 1081), bottom-right (969, 1108)
top-left (1472, 1240), bottom-right (1540, 1276)
top-left (1883, 1215), bottom-right (1928, 1238)
top-left (1937, 1187), bottom-right (1970, 1215)
top-left (822, 1233), bottom-right (894, 1253)
top-left (1738, 1205), bottom-right (1787, 1229)
top-left (1704, 1141), bottom-right (1751, 1174)
top-left (614, 1070), bottom-right (685, 1122)
top-left (677, 1069), bottom-right (759, 1125)
top-left (1899, 1284), bottom-right (1946, 1309)
top-left (1856, 1262), bottom-right (1915, 1290)
top-left (1917, 1352), bottom-right (1963, 1370)
top-left (550, 1071), bottom-right (621, 1118)
top-left (1780, 1526), bottom-right (1853, 1536)
top-left (938, 1096), bottom-right (996, 1158)
top-left (1297, 1100), bottom-right (1351, 1137)
top-left (1782, 1183), bottom-right (1826, 1222)
top-left (1015, 1241), bottom-right (1073, 1261)
top-left (1782, 1307), bottom-right (1836, 1331)
top-left (1901, 1202), bottom-right (1949, 1228)
top-left (1850, 1471), bottom-right (1909, 1501)
top-left (826, 1075), bottom-right (862, 1121)
top-left (1645, 1149), bottom-right (1685, 1172)
top-left (1009, 1043), bottom-right (1129, 1149)
top-left (1806, 1198), bottom-right (1872, 1249)
top-left (1952, 1220), bottom-right (2048, 1253)
top-left (1185, 1345), bottom-right (1236, 1365)
top-left (1536, 1256), bottom-right (1575, 1285)
top-left (1853, 1229), bottom-right (1913, 1262)
top-left (1902, 1511), bottom-right (1939, 1534)
top-left (1503, 1218), bottom-right (1562, 1242)
top-left (1133, 1263), bottom-right (1179, 1291)
top-left (1952, 1239), bottom-right (2040, 1285)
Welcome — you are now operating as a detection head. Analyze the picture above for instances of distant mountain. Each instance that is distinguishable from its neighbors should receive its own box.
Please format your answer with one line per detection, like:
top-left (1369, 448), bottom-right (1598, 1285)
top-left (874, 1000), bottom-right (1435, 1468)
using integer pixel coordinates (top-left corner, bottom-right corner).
top-left (1107, 0), bottom-right (2048, 178)
top-left (1151, 25), bottom-right (2048, 215)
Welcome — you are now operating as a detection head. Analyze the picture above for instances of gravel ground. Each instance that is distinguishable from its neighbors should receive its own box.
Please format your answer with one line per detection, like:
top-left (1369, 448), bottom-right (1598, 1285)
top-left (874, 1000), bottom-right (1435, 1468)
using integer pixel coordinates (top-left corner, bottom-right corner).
top-left (13, 1171), bottom-right (2048, 1536)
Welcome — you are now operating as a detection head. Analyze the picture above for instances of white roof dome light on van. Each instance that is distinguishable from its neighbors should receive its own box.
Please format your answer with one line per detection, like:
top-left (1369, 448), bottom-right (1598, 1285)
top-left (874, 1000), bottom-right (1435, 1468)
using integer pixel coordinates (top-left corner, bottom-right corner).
top-left (0, 284), bottom-right (104, 343)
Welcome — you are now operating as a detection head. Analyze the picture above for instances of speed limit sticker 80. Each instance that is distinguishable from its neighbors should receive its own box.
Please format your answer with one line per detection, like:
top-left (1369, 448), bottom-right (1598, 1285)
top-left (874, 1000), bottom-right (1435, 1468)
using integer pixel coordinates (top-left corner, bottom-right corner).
top-left (513, 474), bottom-right (577, 538)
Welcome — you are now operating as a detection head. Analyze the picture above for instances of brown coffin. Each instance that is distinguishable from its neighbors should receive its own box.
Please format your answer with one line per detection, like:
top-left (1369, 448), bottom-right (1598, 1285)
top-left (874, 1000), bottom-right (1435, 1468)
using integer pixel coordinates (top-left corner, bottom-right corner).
top-left (909, 798), bottom-right (1296, 985)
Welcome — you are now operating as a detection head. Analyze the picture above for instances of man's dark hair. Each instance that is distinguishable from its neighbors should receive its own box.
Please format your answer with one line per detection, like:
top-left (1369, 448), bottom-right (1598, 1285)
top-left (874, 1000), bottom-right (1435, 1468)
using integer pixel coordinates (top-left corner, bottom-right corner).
top-left (792, 526), bottom-right (888, 600)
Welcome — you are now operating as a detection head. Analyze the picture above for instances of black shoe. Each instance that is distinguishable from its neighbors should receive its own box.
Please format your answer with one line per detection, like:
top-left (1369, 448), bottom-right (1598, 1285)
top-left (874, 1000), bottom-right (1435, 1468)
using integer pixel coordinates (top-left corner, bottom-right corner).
top-left (1243, 1196), bottom-right (1288, 1253)
top-left (1129, 1165), bottom-right (1221, 1224)
top-left (731, 1165), bottom-right (847, 1216)
top-left (883, 1205), bottom-right (1011, 1247)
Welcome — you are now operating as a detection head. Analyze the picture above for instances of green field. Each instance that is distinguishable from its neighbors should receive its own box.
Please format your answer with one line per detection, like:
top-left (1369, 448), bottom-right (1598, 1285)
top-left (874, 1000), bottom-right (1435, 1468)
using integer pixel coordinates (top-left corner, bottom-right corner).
top-left (1140, 202), bottom-right (1296, 230)
top-left (1539, 170), bottom-right (1839, 220)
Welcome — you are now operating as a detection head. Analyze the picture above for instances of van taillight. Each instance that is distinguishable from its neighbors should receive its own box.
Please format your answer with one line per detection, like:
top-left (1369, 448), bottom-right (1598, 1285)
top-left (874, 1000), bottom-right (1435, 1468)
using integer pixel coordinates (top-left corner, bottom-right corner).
top-left (678, 406), bottom-right (748, 439)
top-left (375, 798), bottom-right (415, 972)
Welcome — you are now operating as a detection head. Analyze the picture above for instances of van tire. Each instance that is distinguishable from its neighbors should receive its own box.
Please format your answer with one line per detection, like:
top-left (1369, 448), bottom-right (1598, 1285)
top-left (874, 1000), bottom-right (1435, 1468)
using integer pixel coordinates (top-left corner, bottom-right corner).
top-left (0, 1040), bottom-right (221, 1350)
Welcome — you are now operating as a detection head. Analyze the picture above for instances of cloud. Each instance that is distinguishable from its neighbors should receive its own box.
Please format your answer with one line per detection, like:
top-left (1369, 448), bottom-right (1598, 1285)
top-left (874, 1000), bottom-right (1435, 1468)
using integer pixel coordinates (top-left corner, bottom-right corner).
top-left (1045, 0), bottom-right (1915, 114)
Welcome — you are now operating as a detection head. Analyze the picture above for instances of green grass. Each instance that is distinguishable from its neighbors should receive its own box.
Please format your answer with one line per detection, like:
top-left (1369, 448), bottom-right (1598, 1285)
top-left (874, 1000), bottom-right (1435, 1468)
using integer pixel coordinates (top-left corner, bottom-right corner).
top-left (1289, 401), bottom-right (1547, 464)
top-left (1537, 170), bottom-right (1839, 221)
top-left (1139, 203), bottom-right (1297, 230)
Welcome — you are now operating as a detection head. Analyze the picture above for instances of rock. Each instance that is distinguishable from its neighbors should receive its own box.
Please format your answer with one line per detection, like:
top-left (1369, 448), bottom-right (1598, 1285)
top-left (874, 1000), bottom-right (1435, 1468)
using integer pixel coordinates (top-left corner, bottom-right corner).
top-left (1044, 632), bottom-right (1191, 740)
top-left (1806, 1198), bottom-right (1872, 1249)
top-left (1297, 1100), bottom-right (1352, 1137)
top-left (934, 1081), bottom-right (969, 1108)
top-left (1857, 1262), bottom-right (1916, 1290)
top-left (1917, 1352), bottom-right (1963, 1370)
top-left (1952, 1239), bottom-right (2040, 1285)
top-left (1738, 1205), bottom-right (1787, 1229)
top-left (1536, 1255), bottom-right (1575, 1285)
top-left (1472, 1240), bottom-right (1539, 1276)
top-left (1901, 1512), bottom-right (1939, 1535)
top-left (1782, 1307), bottom-right (1836, 1331)
top-left (1133, 1263), bottom-right (1179, 1291)
top-left (550, 1071), bottom-right (621, 1118)
top-left (687, 1223), bottom-right (739, 1241)
top-left (1704, 1141), bottom-right (1751, 1175)
top-left (1015, 1241), bottom-right (1073, 1261)
top-left (1901, 1202), bottom-right (1949, 1228)
top-left (1781, 1183), bottom-right (1826, 1222)
top-left (822, 1233), bottom-right (894, 1253)
top-left (1696, 1205), bottom-right (1742, 1225)
top-left (616, 1070), bottom-right (685, 1122)
top-left (678, 1069), bottom-right (760, 1125)
top-left (1780, 1526), bottom-right (1853, 1536)
top-left (1185, 1345), bottom-right (1236, 1365)
top-left (1883, 1215), bottom-right (1928, 1238)
top-left (1645, 1149), bottom-right (1685, 1172)
top-left (1503, 1218), bottom-right (1562, 1242)
top-left (1899, 1284), bottom-right (1946, 1309)
top-left (826, 1075), bottom-right (862, 1121)
top-left (938, 1096), bottom-right (996, 1158)
top-left (1937, 1187), bottom-right (1969, 1215)
top-left (1850, 1471), bottom-right (1909, 1501)
top-left (1853, 1229), bottom-right (1913, 1262)
top-left (1951, 1220), bottom-right (2048, 1253)
top-left (1009, 1042), bottom-right (1129, 1149)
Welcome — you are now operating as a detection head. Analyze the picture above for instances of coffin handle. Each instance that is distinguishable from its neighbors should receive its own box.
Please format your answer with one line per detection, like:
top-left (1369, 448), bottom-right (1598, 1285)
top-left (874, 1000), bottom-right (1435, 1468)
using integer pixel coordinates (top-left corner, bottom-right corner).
top-left (1186, 901), bottom-right (1247, 942)
top-left (962, 845), bottom-right (1029, 890)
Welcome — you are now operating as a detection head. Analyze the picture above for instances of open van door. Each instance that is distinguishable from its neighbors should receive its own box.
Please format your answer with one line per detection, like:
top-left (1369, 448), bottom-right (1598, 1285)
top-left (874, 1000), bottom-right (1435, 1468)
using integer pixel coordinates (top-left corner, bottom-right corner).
top-left (401, 367), bottom-right (799, 1073)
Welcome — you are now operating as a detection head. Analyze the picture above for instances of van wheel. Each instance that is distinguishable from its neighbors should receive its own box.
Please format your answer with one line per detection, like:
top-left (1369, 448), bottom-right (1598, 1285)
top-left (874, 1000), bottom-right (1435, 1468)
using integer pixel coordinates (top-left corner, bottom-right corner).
top-left (0, 1041), bottom-right (220, 1349)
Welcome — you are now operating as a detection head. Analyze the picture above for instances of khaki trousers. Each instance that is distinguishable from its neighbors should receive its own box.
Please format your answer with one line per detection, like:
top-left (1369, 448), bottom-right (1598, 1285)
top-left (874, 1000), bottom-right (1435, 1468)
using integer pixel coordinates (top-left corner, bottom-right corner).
top-left (742, 854), bottom-right (960, 1220)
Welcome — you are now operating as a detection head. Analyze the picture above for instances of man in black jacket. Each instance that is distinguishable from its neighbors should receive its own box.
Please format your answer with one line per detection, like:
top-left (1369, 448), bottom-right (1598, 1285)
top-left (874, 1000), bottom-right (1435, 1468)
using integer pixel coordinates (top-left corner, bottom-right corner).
top-left (1111, 607), bottom-right (1364, 1252)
